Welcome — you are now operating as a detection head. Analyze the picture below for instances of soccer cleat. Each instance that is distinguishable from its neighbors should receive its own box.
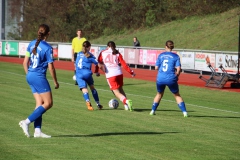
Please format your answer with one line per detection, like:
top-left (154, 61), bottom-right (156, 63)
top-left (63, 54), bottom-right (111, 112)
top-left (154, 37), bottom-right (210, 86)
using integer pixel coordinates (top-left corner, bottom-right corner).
top-left (86, 101), bottom-right (94, 111)
top-left (126, 99), bottom-right (133, 111)
top-left (183, 112), bottom-right (188, 117)
top-left (97, 104), bottom-right (103, 110)
top-left (34, 132), bottom-right (51, 138)
top-left (124, 105), bottom-right (129, 111)
top-left (19, 120), bottom-right (30, 138)
top-left (149, 110), bottom-right (156, 115)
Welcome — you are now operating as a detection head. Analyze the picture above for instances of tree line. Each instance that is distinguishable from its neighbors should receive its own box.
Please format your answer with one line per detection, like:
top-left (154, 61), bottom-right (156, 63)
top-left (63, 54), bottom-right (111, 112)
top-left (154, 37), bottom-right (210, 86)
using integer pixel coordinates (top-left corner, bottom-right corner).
top-left (8, 0), bottom-right (239, 42)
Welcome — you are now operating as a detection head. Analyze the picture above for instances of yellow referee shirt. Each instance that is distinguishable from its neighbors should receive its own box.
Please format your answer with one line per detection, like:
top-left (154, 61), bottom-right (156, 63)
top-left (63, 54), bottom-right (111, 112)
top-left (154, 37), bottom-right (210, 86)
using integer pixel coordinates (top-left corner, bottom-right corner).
top-left (72, 37), bottom-right (87, 53)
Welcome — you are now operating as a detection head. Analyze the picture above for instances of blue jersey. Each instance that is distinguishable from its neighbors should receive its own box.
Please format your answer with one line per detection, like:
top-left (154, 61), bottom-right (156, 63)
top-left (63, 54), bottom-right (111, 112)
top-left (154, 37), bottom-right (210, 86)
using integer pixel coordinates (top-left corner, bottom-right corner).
top-left (75, 51), bottom-right (98, 88)
top-left (27, 39), bottom-right (54, 75)
top-left (75, 51), bottom-right (98, 75)
top-left (156, 52), bottom-right (181, 83)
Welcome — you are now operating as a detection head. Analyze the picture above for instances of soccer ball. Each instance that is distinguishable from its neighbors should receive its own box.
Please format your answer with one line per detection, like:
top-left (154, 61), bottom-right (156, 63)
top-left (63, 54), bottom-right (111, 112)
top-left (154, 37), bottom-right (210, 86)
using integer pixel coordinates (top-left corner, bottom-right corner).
top-left (73, 75), bottom-right (76, 81)
top-left (108, 99), bottom-right (119, 109)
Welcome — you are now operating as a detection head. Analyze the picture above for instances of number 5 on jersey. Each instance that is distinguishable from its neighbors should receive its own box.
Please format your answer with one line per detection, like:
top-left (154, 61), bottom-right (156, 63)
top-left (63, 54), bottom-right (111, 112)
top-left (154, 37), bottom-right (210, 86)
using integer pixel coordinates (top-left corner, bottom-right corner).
top-left (162, 59), bottom-right (168, 72)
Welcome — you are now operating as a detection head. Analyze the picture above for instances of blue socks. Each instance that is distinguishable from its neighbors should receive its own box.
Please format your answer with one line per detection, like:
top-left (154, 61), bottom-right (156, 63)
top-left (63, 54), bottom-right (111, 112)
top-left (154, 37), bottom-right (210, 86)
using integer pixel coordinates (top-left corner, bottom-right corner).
top-left (83, 92), bottom-right (90, 102)
top-left (151, 102), bottom-right (159, 111)
top-left (178, 102), bottom-right (187, 112)
top-left (91, 89), bottom-right (99, 104)
top-left (34, 115), bottom-right (42, 129)
top-left (28, 106), bottom-right (46, 122)
top-left (83, 90), bottom-right (100, 104)
top-left (151, 102), bottom-right (186, 113)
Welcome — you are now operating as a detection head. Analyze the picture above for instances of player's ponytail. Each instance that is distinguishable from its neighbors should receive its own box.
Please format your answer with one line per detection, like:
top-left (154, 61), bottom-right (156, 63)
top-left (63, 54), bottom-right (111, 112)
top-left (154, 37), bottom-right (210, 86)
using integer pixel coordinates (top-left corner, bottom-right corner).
top-left (32, 33), bottom-right (43, 55)
top-left (107, 41), bottom-right (119, 55)
top-left (32, 24), bottom-right (50, 55)
top-left (165, 40), bottom-right (174, 50)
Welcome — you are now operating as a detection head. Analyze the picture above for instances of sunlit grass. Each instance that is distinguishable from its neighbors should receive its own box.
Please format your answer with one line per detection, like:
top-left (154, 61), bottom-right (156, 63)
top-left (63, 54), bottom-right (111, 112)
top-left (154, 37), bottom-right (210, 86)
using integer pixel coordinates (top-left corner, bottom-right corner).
top-left (0, 61), bottom-right (239, 160)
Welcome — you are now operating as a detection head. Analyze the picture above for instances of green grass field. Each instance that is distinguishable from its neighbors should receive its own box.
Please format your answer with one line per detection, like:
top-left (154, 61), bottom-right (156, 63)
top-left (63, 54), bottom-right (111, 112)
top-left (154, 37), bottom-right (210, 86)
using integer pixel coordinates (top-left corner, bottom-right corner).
top-left (0, 61), bottom-right (239, 160)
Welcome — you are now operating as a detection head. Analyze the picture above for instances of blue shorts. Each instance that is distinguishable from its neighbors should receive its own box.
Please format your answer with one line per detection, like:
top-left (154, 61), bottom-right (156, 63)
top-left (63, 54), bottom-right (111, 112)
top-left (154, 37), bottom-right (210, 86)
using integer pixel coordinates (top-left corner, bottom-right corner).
top-left (26, 72), bottom-right (51, 94)
top-left (156, 81), bottom-right (179, 94)
top-left (76, 72), bottom-right (94, 89)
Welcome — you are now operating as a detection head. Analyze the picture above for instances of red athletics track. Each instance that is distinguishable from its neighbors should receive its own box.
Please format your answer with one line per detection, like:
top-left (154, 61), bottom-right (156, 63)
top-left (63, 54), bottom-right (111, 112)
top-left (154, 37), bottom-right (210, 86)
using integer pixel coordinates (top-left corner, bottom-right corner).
top-left (1, 56), bottom-right (240, 93)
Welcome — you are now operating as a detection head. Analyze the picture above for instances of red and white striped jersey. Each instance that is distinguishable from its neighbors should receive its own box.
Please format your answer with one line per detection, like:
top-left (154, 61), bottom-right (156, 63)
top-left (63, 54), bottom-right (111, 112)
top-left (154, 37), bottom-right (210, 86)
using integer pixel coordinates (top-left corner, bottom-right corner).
top-left (98, 48), bottom-right (133, 78)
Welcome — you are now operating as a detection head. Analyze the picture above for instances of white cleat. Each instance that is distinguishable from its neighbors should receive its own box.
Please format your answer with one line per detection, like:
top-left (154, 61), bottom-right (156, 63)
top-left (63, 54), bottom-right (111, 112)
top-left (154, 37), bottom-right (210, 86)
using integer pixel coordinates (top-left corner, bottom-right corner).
top-left (183, 112), bottom-right (188, 117)
top-left (149, 110), bottom-right (156, 115)
top-left (124, 105), bottom-right (129, 110)
top-left (19, 120), bottom-right (30, 138)
top-left (34, 132), bottom-right (51, 138)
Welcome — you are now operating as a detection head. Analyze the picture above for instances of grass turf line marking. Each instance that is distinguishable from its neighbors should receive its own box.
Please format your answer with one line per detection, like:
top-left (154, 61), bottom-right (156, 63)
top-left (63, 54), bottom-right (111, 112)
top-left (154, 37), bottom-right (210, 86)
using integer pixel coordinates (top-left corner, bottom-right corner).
top-left (1, 70), bottom-right (239, 114)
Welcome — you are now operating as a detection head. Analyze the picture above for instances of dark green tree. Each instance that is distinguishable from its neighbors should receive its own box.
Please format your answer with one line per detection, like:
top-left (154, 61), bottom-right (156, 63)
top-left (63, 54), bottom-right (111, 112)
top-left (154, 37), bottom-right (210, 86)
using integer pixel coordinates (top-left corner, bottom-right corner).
top-left (7, 0), bottom-right (239, 41)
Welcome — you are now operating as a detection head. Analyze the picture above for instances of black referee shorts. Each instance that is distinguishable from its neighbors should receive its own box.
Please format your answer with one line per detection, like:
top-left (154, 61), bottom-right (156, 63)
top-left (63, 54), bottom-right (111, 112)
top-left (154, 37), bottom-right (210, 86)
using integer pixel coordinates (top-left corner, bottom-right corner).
top-left (74, 53), bottom-right (78, 61)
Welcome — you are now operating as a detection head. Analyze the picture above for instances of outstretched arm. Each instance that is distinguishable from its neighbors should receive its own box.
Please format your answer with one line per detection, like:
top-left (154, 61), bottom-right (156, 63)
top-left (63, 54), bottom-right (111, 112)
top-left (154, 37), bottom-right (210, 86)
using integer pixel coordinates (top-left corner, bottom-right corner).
top-left (118, 53), bottom-right (135, 77)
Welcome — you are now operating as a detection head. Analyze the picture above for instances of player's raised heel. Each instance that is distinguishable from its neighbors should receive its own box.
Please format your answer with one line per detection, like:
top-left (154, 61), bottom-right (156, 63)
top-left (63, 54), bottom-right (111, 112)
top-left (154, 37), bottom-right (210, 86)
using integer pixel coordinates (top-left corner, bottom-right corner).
top-left (126, 99), bottom-right (133, 111)
top-left (19, 120), bottom-right (30, 138)
top-left (86, 102), bottom-right (94, 110)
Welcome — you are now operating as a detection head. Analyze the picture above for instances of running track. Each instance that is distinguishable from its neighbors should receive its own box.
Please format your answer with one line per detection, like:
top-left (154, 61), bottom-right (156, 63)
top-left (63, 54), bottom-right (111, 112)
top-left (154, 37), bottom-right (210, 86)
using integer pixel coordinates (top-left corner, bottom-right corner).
top-left (1, 56), bottom-right (239, 93)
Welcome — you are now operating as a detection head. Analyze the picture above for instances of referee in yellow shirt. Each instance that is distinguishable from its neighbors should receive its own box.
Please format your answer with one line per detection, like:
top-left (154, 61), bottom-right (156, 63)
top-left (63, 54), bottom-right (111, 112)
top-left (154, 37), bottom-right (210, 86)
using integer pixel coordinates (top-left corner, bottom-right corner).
top-left (72, 29), bottom-right (87, 85)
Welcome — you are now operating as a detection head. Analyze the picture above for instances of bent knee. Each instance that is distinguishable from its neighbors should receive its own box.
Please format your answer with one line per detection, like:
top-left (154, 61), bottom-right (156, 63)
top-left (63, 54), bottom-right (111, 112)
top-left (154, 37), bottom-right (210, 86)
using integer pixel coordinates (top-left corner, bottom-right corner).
top-left (43, 101), bottom-right (53, 109)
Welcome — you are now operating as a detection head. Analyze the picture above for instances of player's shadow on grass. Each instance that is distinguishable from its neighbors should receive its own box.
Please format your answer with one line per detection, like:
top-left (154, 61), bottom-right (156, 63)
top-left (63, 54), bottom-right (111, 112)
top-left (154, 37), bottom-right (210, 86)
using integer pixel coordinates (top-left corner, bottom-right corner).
top-left (134, 108), bottom-right (195, 113)
top-left (53, 131), bottom-right (179, 138)
top-left (94, 82), bottom-right (145, 87)
top-left (189, 115), bottom-right (240, 118)
top-left (124, 83), bottom-right (147, 86)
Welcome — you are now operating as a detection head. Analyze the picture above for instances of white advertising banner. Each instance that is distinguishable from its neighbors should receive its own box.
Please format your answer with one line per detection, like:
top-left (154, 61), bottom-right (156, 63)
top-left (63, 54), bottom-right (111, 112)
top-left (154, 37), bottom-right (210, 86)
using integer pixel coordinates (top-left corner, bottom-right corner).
top-left (90, 46), bottom-right (99, 58)
top-left (117, 47), bottom-right (125, 59)
top-left (58, 44), bottom-right (72, 59)
top-left (195, 52), bottom-right (216, 71)
top-left (18, 42), bottom-right (29, 56)
top-left (179, 52), bottom-right (195, 69)
top-left (139, 49), bottom-right (148, 65)
top-left (215, 54), bottom-right (238, 74)
top-left (98, 46), bottom-right (106, 55)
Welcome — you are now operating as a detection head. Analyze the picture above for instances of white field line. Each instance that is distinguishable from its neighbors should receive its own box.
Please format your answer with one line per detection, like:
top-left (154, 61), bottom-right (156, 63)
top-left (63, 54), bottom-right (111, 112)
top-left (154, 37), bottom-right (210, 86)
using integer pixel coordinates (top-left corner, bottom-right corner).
top-left (1, 70), bottom-right (239, 114)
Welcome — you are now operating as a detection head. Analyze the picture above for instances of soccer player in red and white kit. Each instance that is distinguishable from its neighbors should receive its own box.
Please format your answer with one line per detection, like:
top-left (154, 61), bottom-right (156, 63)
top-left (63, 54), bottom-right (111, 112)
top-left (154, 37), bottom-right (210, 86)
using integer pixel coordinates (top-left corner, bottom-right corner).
top-left (98, 41), bottom-right (135, 111)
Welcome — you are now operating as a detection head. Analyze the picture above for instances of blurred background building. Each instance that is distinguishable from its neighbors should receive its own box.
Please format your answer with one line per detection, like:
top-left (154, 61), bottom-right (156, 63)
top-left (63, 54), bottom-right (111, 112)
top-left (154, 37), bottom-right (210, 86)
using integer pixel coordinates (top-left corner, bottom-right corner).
top-left (1, 0), bottom-right (22, 40)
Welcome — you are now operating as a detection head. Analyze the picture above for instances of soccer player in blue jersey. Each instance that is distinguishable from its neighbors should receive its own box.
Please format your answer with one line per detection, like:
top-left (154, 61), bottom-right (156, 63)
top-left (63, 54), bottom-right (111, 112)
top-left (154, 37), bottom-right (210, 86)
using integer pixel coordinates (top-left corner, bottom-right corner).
top-left (75, 41), bottom-right (103, 110)
top-left (19, 24), bottom-right (59, 138)
top-left (150, 40), bottom-right (188, 117)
